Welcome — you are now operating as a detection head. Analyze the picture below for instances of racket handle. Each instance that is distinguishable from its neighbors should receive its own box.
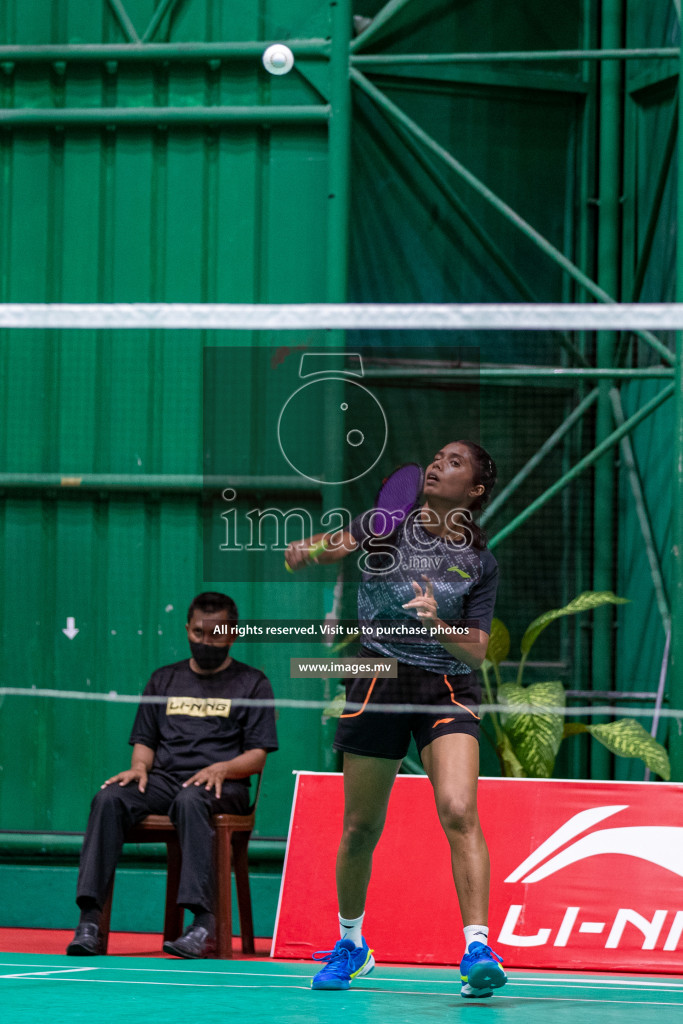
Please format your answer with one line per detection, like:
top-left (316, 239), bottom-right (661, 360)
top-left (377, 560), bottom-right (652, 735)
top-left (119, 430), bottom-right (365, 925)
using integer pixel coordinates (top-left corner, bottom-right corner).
top-left (284, 537), bottom-right (329, 573)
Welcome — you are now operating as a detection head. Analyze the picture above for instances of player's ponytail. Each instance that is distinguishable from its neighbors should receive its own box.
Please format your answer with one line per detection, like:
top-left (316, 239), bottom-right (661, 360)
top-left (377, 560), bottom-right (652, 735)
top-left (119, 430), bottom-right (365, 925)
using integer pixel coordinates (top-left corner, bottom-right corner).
top-left (457, 440), bottom-right (497, 550)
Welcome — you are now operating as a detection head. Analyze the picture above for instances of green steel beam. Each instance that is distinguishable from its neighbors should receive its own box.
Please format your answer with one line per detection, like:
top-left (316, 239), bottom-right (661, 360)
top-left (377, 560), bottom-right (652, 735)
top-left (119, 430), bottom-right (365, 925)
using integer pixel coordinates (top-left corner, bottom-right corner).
top-left (627, 64), bottom-right (678, 98)
top-left (352, 49), bottom-right (680, 65)
top-left (670, 38), bottom-right (683, 782)
top-left (355, 102), bottom-right (590, 368)
top-left (609, 388), bottom-right (670, 635)
top-left (568, 0), bottom-right (595, 770)
top-left (327, 0), bottom-right (352, 302)
top-left (357, 65), bottom-right (588, 95)
top-left (0, 474), bottom-right (321, 494)
top-left (350, 68), bottom-right (676, 368)
top-left (106, 0), bottom-right (140, 44)
top-left (630, 98), bottom-right (678, 304)
top-left (591, 0), bottom-right (623, 778)
top-left (615, 98), bottom-right (678, 368)
top-left (141, 0), bottom-right (183, 44)
top-left (481, 388), bottom-right (600, 524)
top-left (362, 367), bottom-right (672, 380)
top-left (0, 106), bottom-right (330, 127)
top-left (354, 105), bottom-right (538, 306)
top-left (0, 834), bottom-right (165, 859)
top-left (349, 0), bottom-right (415, 53)
top-left (322, 0), bottom-right (353, 771)
top-left (0, 43), bottom-right (673, 67)
top-left (0, 832), bottom-right (286, 861)
top-left (0, 40), bottom-right (330, 62)
top-left (488, 383), bottom-right (675, 550)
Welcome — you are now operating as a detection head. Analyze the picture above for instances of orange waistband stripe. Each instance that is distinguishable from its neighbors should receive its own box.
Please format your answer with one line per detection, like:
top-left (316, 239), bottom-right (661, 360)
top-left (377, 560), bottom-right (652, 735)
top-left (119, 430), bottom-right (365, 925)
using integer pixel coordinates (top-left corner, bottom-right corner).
top-left (340, 676), bottom-right (378, 718)
top-left (442, 675), bottom-right (481, 720)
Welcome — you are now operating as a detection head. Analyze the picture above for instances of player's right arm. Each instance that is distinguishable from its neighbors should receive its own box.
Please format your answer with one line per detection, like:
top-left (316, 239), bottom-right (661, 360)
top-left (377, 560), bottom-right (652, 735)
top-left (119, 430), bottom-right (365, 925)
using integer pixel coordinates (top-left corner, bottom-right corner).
top-left (101, 743), bottom-right (155, 793)
top-left (285, 530), bottom-right (358, 571)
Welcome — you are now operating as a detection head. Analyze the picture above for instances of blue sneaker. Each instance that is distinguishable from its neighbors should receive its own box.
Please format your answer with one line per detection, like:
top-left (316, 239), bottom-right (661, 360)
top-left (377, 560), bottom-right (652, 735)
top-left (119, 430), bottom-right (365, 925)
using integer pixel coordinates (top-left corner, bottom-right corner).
top-left (459, 941), bottom-right (506, 998)
top-left (311, 937), bottom-right (375, 990)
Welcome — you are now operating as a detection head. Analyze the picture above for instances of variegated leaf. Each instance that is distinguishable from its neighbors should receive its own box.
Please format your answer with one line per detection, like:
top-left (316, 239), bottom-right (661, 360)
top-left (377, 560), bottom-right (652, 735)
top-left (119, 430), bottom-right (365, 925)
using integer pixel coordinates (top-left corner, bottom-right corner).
top-left (486, 618), bottom-right (510, 668)
top-left (520, 591), bottom-right (629, 657)
top-left (499, 680), bottom-right (566, 778)
top-left (322, 691), bottom-right (346, 719)
top-left (566, 718), bottom-right (670, 781)
top-left (496, 731), bottom-right (525, 777)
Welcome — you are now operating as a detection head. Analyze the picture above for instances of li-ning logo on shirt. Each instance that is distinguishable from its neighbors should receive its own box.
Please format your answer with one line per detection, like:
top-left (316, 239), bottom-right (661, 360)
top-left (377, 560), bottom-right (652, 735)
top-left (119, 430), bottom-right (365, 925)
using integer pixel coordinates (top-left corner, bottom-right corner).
top-left (447, 566), bottom-right (471, 579)
top-left (166, 697), bottom-right (232, 718)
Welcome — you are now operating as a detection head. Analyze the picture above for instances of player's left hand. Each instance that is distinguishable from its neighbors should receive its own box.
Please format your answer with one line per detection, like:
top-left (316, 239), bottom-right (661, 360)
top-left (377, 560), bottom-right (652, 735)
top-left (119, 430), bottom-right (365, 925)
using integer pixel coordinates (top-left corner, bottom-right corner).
top-left (183, 762), bottom-right (229, 798)
top-left (402, 575), bottom-right (438, 627)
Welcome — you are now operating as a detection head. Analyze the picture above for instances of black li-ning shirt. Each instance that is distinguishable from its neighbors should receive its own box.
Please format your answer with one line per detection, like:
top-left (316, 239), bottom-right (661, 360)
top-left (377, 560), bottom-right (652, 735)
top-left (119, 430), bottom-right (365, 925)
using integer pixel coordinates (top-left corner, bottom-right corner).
top-left (129, 657), bottom-right (278, 780)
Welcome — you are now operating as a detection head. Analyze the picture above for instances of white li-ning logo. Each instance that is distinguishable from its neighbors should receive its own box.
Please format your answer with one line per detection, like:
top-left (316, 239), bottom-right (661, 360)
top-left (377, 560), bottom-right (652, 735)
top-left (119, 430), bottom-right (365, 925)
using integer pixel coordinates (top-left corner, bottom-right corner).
top-left (505, 805), bottom-right (683, 884)
top-left (498, 805), bottom-right (683, 951)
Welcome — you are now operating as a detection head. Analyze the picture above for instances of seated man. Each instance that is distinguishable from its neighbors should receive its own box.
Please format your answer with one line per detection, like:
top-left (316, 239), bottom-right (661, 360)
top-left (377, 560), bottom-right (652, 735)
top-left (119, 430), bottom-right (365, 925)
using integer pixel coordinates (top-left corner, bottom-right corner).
top-left (66, 591), bottom-right (278, 959)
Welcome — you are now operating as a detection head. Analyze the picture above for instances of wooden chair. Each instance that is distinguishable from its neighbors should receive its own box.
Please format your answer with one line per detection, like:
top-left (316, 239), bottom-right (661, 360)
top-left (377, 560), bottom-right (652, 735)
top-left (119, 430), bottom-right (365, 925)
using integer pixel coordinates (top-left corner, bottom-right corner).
top-left (98, 774), bottom-right (262, 958)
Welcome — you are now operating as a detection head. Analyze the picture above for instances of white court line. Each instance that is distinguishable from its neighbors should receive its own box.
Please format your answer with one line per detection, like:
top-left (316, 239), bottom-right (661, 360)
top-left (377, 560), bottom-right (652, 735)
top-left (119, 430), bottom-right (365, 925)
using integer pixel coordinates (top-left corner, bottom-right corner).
top-left (0, 976), bottom-right (447, 997)
top-left (2, 976), bottom-right (312, 991)
top-left (511, 977), bottom-right (683, 991)
top-left (0, 961), bottom-right (314, 979)
top-left (373, 976), bottom-right (683, 991)
top-left (500, 996), bottom-right (683, 1007)
top-left (519, 972), bottom-right (682, 980)
top-left (0, 962), bottom-right (679, 991)
top-left (2, 974), bottom-right (682, 1005)
top-left (372, 973), bottom-right (683, 990)
top-left (0, 968), bottom-right (96, 979)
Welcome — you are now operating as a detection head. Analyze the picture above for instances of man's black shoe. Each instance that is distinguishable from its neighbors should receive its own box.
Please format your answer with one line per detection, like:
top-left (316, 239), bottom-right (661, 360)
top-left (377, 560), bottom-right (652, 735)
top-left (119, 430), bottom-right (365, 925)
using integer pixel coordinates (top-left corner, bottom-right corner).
top-left (66, 922), bottom-right (103, 956)
top-left (163, 924), bottom-right (216, 959)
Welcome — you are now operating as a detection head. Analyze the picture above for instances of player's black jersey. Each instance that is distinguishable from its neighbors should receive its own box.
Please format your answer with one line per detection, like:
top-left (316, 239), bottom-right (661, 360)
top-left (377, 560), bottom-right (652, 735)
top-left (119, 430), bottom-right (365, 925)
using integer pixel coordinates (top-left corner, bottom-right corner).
top-left (349, 506), bottom-right (499, 674)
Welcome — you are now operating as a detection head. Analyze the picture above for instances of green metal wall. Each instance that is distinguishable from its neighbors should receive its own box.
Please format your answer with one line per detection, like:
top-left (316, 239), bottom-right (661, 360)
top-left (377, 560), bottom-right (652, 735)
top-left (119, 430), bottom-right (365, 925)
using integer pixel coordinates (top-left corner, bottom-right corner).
top-left (0, 0), bottom-right (679, 858)
top-left (0, 0), bottom-right (340, 837)
top-left (614, 1), bottom-right (679, 778)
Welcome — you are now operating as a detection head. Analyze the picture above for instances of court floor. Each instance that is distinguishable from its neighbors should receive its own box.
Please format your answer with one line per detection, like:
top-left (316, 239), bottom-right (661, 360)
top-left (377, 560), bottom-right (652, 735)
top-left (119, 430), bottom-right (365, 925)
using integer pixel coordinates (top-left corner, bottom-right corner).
top-left (1, 953), bottom-right (681, 1024)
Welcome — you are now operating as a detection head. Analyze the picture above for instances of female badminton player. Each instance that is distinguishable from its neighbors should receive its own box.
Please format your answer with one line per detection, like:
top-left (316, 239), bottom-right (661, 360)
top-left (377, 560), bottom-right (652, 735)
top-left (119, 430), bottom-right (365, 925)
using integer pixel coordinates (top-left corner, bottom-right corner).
top-left (285, 440), bottom-right (505, 999)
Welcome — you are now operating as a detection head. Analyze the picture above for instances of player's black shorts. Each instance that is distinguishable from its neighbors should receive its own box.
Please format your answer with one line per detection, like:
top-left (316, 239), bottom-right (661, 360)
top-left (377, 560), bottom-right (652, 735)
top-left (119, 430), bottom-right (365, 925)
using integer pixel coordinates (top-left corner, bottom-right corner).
top-left (333, 650), bottom-right (481, 761)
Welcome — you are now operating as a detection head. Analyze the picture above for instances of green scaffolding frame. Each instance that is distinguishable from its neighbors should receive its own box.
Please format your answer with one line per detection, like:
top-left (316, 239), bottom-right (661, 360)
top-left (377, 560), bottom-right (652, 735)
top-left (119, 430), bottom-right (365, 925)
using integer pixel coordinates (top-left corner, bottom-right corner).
top-left (349, 0), bottom-right (680, 780)
top-left (0, 0), bottom-right (680, 778)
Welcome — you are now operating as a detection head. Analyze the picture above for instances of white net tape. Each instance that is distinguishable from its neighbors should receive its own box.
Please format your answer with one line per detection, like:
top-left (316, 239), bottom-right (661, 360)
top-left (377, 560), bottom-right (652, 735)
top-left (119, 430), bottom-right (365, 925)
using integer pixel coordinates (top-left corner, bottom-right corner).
top-left (1, 688), bottom-right (681, 722)
top-left (0, 302), bottom-right (682, 331)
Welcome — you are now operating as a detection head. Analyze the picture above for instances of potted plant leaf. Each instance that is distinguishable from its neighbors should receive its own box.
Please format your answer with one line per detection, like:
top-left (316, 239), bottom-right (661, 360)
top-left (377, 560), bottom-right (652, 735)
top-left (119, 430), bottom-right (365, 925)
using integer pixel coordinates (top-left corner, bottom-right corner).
top-left (479, 591), bottom-right (670, 781)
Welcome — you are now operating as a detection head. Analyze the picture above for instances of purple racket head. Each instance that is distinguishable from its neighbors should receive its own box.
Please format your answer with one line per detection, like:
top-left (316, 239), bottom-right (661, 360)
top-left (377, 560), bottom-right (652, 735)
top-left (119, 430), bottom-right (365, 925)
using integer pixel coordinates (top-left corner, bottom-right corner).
top-left (369, 463), bottom-right (424, 537)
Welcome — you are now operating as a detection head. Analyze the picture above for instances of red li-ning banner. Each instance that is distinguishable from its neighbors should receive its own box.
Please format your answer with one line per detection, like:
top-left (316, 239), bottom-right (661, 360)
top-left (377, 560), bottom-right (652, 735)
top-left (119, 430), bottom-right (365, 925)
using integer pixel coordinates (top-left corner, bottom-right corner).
top-left (271, 773), bottom-right (683, 973)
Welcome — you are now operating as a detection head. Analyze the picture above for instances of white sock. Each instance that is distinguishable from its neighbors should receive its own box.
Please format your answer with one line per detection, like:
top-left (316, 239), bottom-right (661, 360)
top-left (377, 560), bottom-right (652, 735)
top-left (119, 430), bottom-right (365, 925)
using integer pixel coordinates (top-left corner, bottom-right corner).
top-left (464, 924), bottom-right (489, 951)
top-left (339, 912), bottom-right (365, 948)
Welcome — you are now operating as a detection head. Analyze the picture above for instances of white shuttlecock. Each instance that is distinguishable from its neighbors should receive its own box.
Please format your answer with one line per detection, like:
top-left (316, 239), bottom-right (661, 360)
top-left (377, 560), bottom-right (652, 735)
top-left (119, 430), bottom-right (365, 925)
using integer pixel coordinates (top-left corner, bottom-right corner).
top-left (262, 44), bottom-right (295, 76)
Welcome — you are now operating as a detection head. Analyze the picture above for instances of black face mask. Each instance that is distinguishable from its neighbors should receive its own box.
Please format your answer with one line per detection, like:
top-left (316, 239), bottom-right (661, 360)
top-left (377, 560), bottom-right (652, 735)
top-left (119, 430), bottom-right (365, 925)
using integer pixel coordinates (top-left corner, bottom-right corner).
top-left (189, 641), bottom-right (230, 671)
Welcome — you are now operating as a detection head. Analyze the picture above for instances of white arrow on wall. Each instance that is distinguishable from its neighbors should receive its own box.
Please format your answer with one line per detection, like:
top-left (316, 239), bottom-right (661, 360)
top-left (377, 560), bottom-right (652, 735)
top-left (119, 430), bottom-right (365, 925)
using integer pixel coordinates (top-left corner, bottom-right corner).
top-left (62, 617), bottom-right (79, 640)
